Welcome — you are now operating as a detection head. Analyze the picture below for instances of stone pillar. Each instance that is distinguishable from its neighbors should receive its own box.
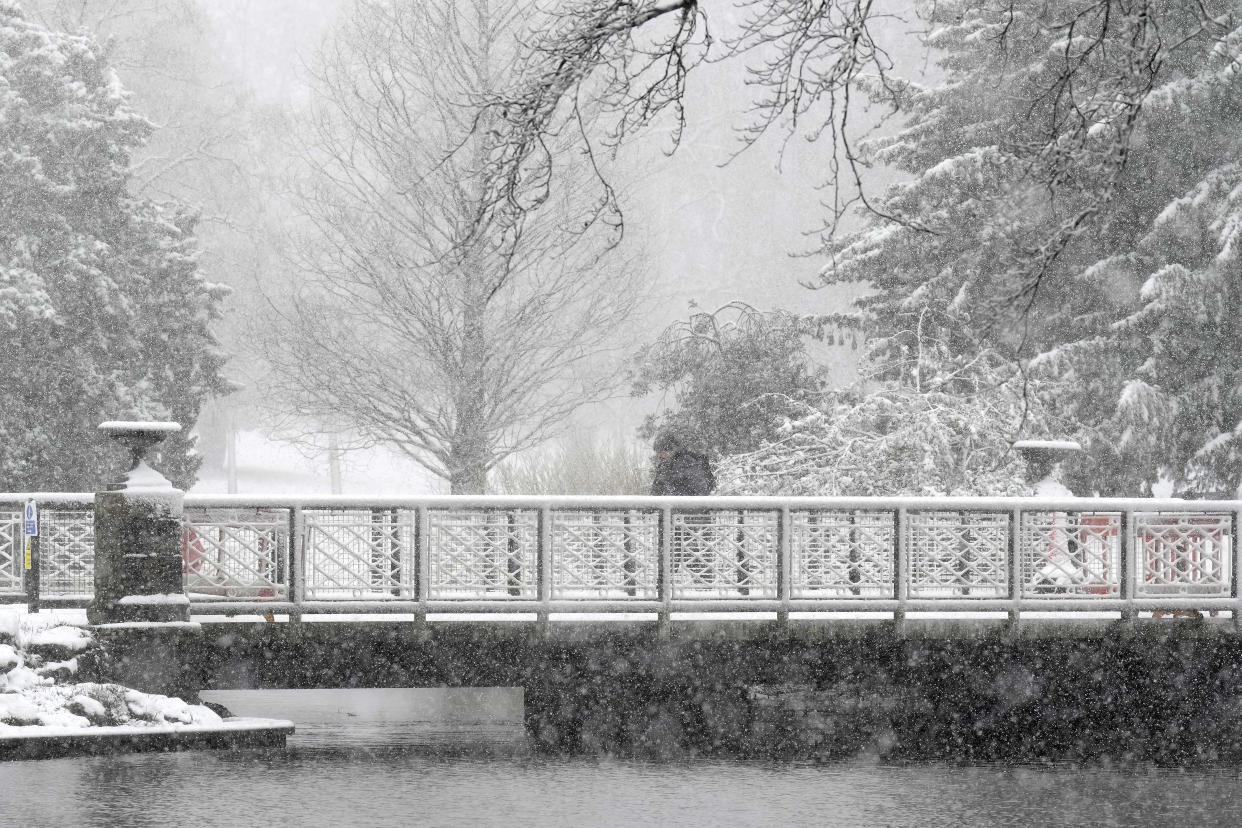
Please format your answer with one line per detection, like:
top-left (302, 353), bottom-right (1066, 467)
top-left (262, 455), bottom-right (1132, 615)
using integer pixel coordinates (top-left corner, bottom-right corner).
top-left (87, 421), bottom-right (190, 625)
top-left (1013, 439), bottom-right (1081, 497)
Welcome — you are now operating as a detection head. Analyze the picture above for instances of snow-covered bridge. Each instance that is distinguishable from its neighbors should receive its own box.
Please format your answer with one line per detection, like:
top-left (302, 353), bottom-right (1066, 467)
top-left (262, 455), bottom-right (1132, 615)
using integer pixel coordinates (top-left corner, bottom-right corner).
top-left (6, 491), bottom-right (1242, 761)
top-left (2, 494), bottom-right (1238, 622)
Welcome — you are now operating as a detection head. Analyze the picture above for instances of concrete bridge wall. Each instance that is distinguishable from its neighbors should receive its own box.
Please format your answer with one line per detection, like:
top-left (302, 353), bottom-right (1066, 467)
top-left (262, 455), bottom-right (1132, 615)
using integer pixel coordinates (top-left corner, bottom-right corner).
top-left (89, 620), bottom-right (1242, 763)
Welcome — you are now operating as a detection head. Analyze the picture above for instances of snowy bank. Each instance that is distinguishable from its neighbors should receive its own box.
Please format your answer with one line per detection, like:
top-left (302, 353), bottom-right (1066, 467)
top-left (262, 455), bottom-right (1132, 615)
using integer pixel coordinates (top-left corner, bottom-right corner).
top-left (0, 610), bottom-right (291, 758)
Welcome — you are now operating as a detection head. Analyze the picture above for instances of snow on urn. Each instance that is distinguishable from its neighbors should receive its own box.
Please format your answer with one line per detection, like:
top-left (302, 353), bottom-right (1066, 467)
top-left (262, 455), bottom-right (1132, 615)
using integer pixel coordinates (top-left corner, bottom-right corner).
top-left (1013, 439), bottom-right (1082, 497)
top-left (87, 421), bottom-right (191, 625)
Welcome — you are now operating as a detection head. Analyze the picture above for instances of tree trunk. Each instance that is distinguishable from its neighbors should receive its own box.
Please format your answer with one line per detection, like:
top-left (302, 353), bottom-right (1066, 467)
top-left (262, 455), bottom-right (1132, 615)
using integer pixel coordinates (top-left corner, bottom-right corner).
top-left (449, 299), bottom-right (490, 495)
top-left (448, 394), bottom-right (490, 493)
top-left (449, 461), bottom-right (489, 495)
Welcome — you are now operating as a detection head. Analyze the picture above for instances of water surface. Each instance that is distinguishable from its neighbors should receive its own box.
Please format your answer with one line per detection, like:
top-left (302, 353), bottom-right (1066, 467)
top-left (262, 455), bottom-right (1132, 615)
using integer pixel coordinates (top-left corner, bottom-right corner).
top-left (0, 689), bottom-right (1239, 827)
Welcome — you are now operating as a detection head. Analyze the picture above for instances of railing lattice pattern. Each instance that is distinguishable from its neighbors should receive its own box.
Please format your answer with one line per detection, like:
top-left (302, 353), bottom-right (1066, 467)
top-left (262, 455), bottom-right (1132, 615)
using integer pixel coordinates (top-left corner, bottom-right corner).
top-left (430, 509), bottom-right (537, 599)
top-left (791, 510), bottom-right (894, 598)
top-left (552, 510), bottom-right (658, 599)
top-left (1021, 511), bottom-right (1120, 597)
top-left (304, 509), bottom-right (411, 599)
top-left (39, 509), bottom-right (93, 597)
top-left (0, 510), bottom-right (20, 593)
top-left (671, 510), bottom-right (777, 598)
top-left (1136, 513), bottom-right (1232, 596)
top-left (908, 511), bottom-right (1009, 598)
top-left (185, 508), bottom-right (288, 600)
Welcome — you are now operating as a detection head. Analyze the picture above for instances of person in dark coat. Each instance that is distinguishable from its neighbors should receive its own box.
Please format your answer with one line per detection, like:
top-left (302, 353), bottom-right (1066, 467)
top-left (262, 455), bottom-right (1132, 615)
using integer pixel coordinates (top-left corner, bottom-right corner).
top-left (650, 430), bottom-right (715, 496)
top-left (651, 430), bottom-right (715, 583)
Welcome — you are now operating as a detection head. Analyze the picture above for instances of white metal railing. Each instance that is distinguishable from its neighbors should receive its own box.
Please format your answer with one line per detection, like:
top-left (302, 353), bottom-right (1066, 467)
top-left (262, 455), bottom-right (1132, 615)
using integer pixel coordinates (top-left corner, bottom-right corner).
top-left (0, 494), bottom-right (1239, 620)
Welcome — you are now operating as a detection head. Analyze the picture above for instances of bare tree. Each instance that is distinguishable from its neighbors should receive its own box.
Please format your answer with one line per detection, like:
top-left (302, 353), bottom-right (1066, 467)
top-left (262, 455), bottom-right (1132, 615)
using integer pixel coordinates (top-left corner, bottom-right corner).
top-left (260, 0), bottom-right (644, 494)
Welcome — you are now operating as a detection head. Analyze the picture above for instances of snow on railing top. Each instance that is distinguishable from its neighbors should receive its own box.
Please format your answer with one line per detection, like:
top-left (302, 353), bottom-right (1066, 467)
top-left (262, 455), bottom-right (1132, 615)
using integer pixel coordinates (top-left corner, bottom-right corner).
top-left (96, 421), bottom-right (181, 433)
top-left (0, 493), bottom-right (95, 505)
top-left (0, 492), bottom-right (1239, 511)
top-left (1012, 439), bottom-right (1082, 451)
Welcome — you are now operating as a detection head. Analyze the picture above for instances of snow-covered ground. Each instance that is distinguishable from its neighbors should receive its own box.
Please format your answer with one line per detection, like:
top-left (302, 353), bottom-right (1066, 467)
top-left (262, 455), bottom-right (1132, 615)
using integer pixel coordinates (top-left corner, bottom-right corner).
top-left (192, 429), bottom-right (440, 495)
top-left (0, 607), bottom-right (224, 736)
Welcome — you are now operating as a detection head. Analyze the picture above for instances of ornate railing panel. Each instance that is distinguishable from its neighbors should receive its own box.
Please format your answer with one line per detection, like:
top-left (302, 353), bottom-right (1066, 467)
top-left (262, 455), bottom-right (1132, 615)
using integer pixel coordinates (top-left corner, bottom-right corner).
top-left (551, 509), bottom-right (658, 600)
top-left (304, 509), bottom-right (412, 599)
top-left (1021, 511), bottom-right (1121, 597)
top-left (791, 510), bottom-right (894, 598)
top-left (1136, 512), bottom-right (1232, 596)
top-left (184, 508), bottom-right (289, 600)
top-left (0, 509), bottom-right (21, 593)
top-left (429, 508), bottom-right (537, 599)
top-left (908, 511), bottom-right (1009, 598)
top-left (38, 509), bottom-right (94, 597)
top-left (670, 510), bottom-right (778, 599)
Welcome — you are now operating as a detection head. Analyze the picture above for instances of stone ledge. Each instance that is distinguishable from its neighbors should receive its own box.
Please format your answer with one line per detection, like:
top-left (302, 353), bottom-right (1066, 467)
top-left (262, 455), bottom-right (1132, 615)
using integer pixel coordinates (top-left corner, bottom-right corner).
top-left (198, 616), bottom-right (1242, 643)
top-left (0, 718), bottom-right (293, 761)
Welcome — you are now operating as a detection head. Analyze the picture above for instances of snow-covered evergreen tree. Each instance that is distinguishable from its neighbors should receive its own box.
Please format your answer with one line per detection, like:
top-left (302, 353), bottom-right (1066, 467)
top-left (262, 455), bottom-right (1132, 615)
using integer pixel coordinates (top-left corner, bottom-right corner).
top-left (0, 4), bottom-right (229, 490)
top-left (1038, 163), bottom-right (1242, 496)
top-left (821, 0), bottom-right (1242, 496)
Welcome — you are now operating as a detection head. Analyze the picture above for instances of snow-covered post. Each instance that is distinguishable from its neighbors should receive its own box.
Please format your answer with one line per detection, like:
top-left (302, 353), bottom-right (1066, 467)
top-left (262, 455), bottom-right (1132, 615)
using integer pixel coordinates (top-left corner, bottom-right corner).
top-left (87, 421), bottom-right (190, 625)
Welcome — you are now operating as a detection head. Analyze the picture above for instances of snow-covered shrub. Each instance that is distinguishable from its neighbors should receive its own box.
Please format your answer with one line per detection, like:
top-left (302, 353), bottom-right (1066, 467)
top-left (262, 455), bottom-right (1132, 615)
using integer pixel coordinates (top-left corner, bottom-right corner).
top-left (0, 644), bottom-right (20, 675)
top-left (717, 388), bottom-right (1029, 496)
top-left (631, 303), bottom-right (833, 459)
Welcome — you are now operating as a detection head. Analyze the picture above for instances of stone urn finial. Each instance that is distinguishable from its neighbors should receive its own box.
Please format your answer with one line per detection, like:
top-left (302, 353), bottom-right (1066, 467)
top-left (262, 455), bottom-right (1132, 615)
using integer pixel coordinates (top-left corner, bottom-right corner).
top-left (1013, 439), bottom-right (1081, 496)
top-left (98, 421), bottom-right (181, 491)
top-left (90, 420), bottom-right (188, 626)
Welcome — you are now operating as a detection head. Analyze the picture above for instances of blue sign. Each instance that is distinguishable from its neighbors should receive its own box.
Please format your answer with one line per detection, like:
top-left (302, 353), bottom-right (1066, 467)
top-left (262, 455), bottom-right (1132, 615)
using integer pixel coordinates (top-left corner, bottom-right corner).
top-left (23, 501), bottom-right (37, 537)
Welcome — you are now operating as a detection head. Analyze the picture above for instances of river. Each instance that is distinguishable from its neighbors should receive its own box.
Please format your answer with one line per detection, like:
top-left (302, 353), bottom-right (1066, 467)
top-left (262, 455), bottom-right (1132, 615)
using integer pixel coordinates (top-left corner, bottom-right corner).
top-left (0, 688), bottom-right (1239, 827)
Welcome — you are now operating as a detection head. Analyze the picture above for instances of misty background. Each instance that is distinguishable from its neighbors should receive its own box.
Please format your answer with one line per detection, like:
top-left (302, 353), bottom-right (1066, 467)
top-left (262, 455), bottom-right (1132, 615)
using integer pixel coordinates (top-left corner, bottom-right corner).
top-left (21, 0), bottom-right (864, 494)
